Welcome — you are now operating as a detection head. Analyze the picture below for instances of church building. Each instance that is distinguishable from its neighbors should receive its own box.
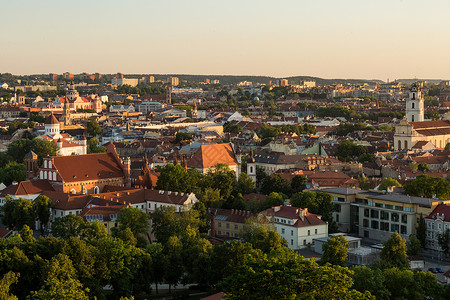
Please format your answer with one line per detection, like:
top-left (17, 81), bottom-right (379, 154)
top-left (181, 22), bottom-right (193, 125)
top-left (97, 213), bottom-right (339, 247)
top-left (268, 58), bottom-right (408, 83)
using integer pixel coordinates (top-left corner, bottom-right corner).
top-left (37, 113), bottom-right (87, 156)
top-left (394, 83), bottom-right (450, 150)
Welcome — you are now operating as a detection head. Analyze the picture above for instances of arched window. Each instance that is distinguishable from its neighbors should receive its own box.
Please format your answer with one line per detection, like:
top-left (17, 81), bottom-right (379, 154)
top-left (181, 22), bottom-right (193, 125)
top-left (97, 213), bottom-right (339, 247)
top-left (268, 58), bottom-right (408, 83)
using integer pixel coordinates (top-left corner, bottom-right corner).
top-left (93, 186), bottom-right (100, 194)
top-left (43, 171), bottom-right (47, 180)
top-left (250, 166), bottom-right (254, 173)
top-left (44, 160), bottom-right (47, 168)
top-left (49, 161), bottom-right (52, 168)
top-left (71, 189), bottom-right (76, 195)
top-left (404, 140), bottom-right (408, 150)
top-left (412, 93), bottom-right (416, 100)
top-left (412, 115), bottom-right (415, 122)
top-left (48, 172), bottom-right (52, 181)
top-left (412, 102), bottom-right (415, 109)
top-left (53, 172), bottom-right (57, 180)
top-left (40, 170), bottom-right (43, 179)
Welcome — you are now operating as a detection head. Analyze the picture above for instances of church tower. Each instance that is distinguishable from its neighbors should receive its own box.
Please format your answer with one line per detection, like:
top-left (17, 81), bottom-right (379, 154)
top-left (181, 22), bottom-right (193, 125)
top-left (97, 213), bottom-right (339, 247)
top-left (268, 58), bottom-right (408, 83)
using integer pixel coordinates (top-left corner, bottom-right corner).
top-left (406, 83), bottom-right (424, 122)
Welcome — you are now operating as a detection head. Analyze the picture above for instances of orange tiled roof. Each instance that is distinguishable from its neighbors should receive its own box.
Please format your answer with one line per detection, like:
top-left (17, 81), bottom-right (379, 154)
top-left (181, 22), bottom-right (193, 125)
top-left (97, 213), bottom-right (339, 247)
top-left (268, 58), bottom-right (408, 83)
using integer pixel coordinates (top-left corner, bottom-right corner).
top-left (52, 153), bottom-right (124, 182)
top-left (187, 143), bottom-right (238, 169)
top-left (0, 179), bottom-right (55, 197)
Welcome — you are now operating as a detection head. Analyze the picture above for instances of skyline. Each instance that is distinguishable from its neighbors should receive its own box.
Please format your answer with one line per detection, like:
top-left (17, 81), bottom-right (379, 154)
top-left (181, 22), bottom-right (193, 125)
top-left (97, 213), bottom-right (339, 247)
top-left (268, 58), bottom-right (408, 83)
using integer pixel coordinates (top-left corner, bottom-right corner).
top-left (2, 0), bottom-right (450, 80)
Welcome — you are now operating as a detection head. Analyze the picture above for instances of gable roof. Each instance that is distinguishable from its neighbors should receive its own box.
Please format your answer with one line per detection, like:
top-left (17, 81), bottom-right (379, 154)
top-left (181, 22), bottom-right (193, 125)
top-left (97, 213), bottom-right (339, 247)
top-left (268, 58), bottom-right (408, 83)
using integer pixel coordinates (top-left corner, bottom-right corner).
top-left (187, 143), bottom-right (238, 169)
top-left (0, 179), bottom-right (55, 197)
top-left (52, 153), bottom-right (125, 182)
top-left (263, 205), bottom-right (327, 227)
top-left (425, 204), bottom-right (450, 222)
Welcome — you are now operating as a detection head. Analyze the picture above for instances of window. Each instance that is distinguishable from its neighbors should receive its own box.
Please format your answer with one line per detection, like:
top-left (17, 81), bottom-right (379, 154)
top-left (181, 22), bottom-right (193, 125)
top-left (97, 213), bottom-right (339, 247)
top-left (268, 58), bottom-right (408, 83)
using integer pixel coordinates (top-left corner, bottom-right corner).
top-left (291, 239), bottom-right (293, 246)
top-left (226, 223), bottom-right (229, 229)
top-left (363, 219), bottom-right (369, 228)
top-left (218, 222), bottom-right (221, 228)
top-left (315, 229), bottom-right (318, 234)
top-left (291, 230), bottom-right (293, 236)
top-left (391, 213), bottom-right (399, 222)
top-left (282, 228), bottom-right (285, 234)
top-left (364, 209), bottom-right (369, 217)
top-left (401, 214), bottom-right (408, 224)
top-left (336, 214), bottom-right (339, 222)
top-left (371, 220), bottom-right (379, 229)
top-left (308, 230), bottom-right (310, 236)
top-left (335, 204), bottom-right (341, 212)
top-left (235, 225), bottom-right (238, 230)
top-left (391, 224), bottom-right (399, 233)
top-left (380, 211), bottom-right (389, 220)
top-left (401, 225), bottom-right (407, 234)
top-left (380, 222), bottom-right (389, 231)
top-left (371, 210), bottom-right (379, 219)
top-left (412, 102), bottom-right (415, 109)
top-left (303, 239), bottom-right (306, 245)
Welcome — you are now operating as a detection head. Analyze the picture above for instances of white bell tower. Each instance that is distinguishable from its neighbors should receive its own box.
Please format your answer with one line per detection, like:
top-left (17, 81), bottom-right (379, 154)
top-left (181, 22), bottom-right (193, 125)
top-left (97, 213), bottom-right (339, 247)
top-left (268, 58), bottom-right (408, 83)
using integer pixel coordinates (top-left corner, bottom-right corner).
top-left (405, 83), bottom-right (424, 122)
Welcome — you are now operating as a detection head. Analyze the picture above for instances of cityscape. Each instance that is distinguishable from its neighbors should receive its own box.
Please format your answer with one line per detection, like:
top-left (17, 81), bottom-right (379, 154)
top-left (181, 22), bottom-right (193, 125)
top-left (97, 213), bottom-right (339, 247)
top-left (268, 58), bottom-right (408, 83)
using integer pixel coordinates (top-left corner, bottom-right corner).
top-left (1, 1), bottom-right (450, 299)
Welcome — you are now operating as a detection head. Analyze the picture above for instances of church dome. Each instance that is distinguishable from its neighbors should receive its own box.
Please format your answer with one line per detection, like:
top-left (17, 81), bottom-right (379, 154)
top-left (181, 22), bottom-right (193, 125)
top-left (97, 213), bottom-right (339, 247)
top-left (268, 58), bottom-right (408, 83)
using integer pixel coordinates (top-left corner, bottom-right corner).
top-left (45, 113), bottom-right (60, 125)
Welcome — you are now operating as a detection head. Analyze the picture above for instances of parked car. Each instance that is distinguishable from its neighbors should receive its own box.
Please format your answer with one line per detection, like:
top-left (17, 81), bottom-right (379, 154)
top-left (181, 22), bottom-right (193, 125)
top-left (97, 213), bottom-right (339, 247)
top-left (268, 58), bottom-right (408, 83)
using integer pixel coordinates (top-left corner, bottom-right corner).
top-left (435, 267), bottom-right (444, 273)
top-left (428, 268), bottom-right (437, 273)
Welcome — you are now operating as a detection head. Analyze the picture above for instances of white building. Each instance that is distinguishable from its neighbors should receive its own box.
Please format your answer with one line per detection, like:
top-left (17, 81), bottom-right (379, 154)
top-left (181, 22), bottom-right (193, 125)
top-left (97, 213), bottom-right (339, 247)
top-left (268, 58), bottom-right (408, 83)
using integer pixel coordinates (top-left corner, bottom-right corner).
top-left (394, 83), bottom-right (450, 150)
top-left (37, 114), bottom-right (87, 156)
top-left (111, 78), bottom-right (139, 87)
top-left (425, 204), bottom-right (450, 251)
top-left (262, 205), bottom-right (328, 250)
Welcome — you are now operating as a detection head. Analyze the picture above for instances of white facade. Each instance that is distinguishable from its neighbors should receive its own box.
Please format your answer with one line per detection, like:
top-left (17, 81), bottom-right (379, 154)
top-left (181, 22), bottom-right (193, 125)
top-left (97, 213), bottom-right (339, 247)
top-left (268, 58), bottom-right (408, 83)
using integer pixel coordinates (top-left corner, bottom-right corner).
top-left (405, 84), bottom-right (424, 122)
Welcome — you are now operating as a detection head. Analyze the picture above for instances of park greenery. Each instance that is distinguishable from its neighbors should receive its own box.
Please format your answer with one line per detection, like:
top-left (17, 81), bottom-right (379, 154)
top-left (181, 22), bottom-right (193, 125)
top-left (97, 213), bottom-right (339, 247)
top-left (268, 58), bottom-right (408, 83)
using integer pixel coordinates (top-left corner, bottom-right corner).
top-left (1, 201), bottom-right (449, 299)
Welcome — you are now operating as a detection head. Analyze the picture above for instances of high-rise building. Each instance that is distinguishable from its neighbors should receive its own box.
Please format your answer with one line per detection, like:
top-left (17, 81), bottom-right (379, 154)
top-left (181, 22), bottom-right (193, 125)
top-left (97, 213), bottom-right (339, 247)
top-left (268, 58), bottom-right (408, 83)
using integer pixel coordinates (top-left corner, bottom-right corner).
top-left (49, 73), bottom-right (57, 81)
top-left (169, 76), bottom-right (179, 86)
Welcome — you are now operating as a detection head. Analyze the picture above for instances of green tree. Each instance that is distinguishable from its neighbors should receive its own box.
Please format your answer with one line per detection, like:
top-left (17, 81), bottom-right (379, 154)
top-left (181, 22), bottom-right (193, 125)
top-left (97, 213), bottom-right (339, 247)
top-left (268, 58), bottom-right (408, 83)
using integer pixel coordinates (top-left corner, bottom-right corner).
top-left (416, 214), bottom-right (426, 248)
top-left (30, 254), bottom-right (89, 299)
top-left (201, 163), bottom-right (237, 200)
top-left (0, 162), bottom-right (26, 186)
top-left (404, 175), bottom-right (450, 199)
top-left (417, 162), bottom-right (430, 172)
top-left (164, 236), bottom-right (183, 292)
top-left (291, 191), bottom-right (339, 233)
top-left (437, 229), bottom-right (450, 257)
top-left (87, 137), bottom-right (106, 153)
top-left (406, 234), bottom-right (422, 256)
top-left (335, 139), bottom-right (368, 162)
top-left (1, 197), bottom-right (36, 230)
top-left (234, 172), bottom-right (255, 195)
top-left (174, 132), bottom-right (192, 143)
top-left (241, 216), bottom-right (287, 253)
top-left (0, 272), bottom-right (19, 300)
top-left (321, 235), bottom-right (348, 266)
top-left (220, 248), bottom-right (373, 300)
top-left (379, 232), bottom-right (409, 269)
top-left (445, 143), bottom-right (450, 150)
top-left (291, 174), bottom-right (307, 193)
top-left (261, 174), bottom-right (291, 196)
top-left (51, 215), bottom-right (85, 239)
top-left (112, 207), bottom-right (149, 246)
top-left (86, 120), bottom-right (101, 137)
top-left (377, 178), bottom-right (402, 191)
top-left (146, 243), bottom-right (167, 294)
top-left (200, 187), bottom-right (222, 208)
top-left (34, 195), bottom-right (52, 233)
top-left (352, 266), bottom-right (390, 300)
top-left (155, 164), bottom-right (200, 193)
top-left (31, 138), bottom-right (58, 163)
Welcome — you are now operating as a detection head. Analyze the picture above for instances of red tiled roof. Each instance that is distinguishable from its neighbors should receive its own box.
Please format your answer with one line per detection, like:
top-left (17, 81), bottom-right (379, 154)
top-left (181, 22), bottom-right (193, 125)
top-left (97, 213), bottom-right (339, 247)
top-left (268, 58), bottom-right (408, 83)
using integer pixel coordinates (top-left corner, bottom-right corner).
top-left (263, 205), bottom-right (327, 227)
top-left (0, 179), bottom-right (55, 197)
top-left (52, 153), bottom-right (125, 182)
top-left (0, 228), bottom-right (13, 239)
top-left (45, 113), bottom-right (59, 125)
top-left (425, 204), bottom-right (450, 222)
top-left (187, 143), bottom-right (238, 169)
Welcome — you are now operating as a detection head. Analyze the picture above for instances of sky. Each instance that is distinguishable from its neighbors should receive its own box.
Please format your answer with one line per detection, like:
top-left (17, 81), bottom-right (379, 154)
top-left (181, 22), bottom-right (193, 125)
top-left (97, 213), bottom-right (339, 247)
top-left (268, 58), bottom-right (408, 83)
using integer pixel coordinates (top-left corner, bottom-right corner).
top-left (2, 0), bottom-right (450, 80)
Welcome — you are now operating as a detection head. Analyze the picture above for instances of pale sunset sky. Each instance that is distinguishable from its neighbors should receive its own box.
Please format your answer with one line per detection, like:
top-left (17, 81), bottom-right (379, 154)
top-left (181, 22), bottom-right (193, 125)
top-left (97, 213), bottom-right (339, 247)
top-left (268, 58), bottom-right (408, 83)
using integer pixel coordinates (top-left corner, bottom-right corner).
top-left (1, 0), bottom-right (450, 80)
